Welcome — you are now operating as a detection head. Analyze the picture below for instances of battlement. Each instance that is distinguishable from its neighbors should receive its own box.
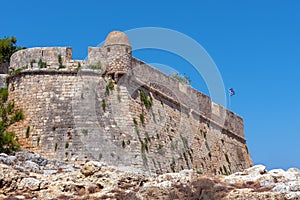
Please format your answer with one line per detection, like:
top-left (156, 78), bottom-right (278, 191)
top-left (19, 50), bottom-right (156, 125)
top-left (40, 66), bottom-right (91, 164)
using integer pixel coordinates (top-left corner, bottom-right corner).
top-left (10, 47), bottom-right (73, 70)
top-left (7, 31), bottom-right (252, 175)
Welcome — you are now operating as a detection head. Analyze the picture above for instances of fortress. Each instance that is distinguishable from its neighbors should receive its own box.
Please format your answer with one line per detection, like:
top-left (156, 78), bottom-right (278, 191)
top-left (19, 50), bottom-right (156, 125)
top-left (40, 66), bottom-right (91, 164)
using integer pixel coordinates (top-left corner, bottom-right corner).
top-left (6, 31), bottom-right (252, 175)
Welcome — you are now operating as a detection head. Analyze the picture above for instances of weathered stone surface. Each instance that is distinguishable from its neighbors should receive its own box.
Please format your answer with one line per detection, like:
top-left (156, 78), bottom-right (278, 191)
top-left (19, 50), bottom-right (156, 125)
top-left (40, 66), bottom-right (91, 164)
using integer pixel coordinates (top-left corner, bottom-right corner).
top-left (0, 154), bottom-right (298, 199)
top-left (7, 31), bottom-right (252, 175)
top-left (18, 178), bottom-right (41, 191)
top-left (244, 164), bottom-right (267, 176)
top-left (24, 160), bottom-right (42, 173)
top-left (81, 161), bottom-right (103, 176)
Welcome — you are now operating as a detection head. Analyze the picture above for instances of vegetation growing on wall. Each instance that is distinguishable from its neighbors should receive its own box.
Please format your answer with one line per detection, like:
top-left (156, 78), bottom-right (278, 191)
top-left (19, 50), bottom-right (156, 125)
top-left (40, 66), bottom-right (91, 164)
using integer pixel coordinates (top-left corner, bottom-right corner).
top-left (105, 80), bottom-right (114, 96)
top-left (139, 113), bottom-right (145, 126)
top-left (54, 143), bottom-right (58, 151)
top-left (169, 73), bottom-right (191, 85)
top-left (139, 90), bottom-right (152, 109)
top-left (57, 54), bottom-right (65, 69)
top-left (30, 59), bottom-right (36, 68)
top-left (88, 61), bottom-right (102, 70)
top-left (76, 62), bottom-right (82, 71)
top-left (9, 67), bottom-right (24, 75)
top-left (82, 129), bottom-right (88, 136)
top-left (0, 88), bottom-right (24, 153)
top-left (102, 99), bottom-right (106, 112)
top-left (38, 59), bottom-right (47, 68)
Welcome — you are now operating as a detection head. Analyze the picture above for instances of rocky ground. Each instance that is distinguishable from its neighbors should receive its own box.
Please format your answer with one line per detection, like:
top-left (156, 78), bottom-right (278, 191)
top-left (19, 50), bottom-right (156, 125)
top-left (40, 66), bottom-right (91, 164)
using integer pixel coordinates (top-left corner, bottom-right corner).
top-left (0, 152), bottom-right (299, 199)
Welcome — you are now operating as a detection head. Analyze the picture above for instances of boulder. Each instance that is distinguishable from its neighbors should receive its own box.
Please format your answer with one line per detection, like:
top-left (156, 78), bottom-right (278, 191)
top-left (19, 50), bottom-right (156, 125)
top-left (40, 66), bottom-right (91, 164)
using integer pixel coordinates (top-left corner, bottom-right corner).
top-left (18, 178), bottom-right (40, 191)
top-left (81, 161), bottom-right (103, 176)
top-left (24, 160), bottom-right (42, 173)
top-left (244, 164), bottom-right (267, 176)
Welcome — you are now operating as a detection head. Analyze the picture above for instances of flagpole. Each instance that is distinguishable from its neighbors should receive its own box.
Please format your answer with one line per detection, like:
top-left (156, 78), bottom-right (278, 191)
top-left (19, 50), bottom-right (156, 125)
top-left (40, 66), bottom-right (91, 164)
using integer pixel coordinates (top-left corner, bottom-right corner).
top-left (228, 90), bottom-right (231, 110)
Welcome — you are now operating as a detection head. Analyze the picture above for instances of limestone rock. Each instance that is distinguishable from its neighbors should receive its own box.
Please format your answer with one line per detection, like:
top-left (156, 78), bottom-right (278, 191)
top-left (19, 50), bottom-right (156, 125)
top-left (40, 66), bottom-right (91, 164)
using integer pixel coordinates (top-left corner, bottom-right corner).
top-left (0, 152), bottom-right (300, 199)
top-left (18, 178), bottom-right (41, 191)
top-left (81, 161), bottom-right (103, 176)
top-left (244, 164), bottom-right (267, 176)
top-left (24, 160), bottom-right (42, 173)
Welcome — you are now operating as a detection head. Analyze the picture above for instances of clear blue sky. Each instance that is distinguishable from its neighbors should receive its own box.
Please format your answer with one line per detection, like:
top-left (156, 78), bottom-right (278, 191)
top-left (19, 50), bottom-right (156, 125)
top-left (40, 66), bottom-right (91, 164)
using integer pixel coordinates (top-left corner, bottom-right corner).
top-left (1, 0), bottom-right (300, 170)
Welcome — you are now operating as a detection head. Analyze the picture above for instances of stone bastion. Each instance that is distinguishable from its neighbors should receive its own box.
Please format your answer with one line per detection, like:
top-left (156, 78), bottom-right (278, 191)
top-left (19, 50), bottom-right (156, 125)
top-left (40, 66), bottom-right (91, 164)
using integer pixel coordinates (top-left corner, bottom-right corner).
top-left (6, 31), bottom-right (252, 175)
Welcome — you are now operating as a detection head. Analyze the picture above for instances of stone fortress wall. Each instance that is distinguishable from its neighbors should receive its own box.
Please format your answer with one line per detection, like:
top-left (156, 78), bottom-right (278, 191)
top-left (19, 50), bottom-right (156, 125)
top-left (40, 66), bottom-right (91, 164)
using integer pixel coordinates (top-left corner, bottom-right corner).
top-left (7, 31), bottom-right (252, 175)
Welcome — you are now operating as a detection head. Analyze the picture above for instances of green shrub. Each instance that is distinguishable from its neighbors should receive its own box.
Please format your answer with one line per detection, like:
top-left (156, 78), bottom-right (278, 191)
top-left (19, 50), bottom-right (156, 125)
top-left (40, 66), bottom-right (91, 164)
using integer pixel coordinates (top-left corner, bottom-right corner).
top-left (88, 61), bottom-right (102, 70)
top-left (82, 129), bottom-right (88, 136)
top-left (65, 142), bottom-right (69, 149)
top-left (139, 90), bottom-right (152, 109)
top-left (105, 80), bottom-right (114, 96)
top-left (0, 88), bottom-right (24, 153)
top-left (38, 59), bottom-right (47, 68)
top-left (203, 131), bottom-right (207, 139)
top-left (54, 143), bottom-right (58, 151)
top-left (169, 73), bottom-right (191, 85)
top-left (9, 68), bottom-right (23, 75)
top-left (141, 142), bottom-right (148, 167)
top-left (76, 62), bottom-right (82, 71)
top-left (245, 145), bottom-right (249, 154)
top-left (57, 54), bottom-right (66, 69)
top-left (102, 99), bottom-right (106, 112)
top-left (30, 59), bottom-right (36, 68)
top-left (139, 113), bottom-right (145, 126)
top-left (133, 118), bottom-right (138, 126)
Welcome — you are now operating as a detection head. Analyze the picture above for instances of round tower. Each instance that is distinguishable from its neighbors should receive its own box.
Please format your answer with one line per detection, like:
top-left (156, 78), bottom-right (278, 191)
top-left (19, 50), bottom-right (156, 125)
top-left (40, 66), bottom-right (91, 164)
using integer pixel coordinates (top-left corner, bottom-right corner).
top-left (104, 31), bottom-right (132, 80)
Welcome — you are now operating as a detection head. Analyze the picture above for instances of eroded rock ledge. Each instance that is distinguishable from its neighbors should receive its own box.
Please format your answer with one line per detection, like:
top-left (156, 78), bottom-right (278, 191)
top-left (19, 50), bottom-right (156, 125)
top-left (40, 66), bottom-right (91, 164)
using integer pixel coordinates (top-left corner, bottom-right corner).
top-left (0, 152), bottom-right (299, 199)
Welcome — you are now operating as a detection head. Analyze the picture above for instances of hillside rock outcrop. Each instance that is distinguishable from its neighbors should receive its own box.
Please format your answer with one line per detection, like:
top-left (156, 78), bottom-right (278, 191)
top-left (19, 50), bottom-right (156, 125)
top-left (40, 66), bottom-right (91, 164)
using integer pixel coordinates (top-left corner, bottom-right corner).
top-left (0, 152), bottom-right (299, 199)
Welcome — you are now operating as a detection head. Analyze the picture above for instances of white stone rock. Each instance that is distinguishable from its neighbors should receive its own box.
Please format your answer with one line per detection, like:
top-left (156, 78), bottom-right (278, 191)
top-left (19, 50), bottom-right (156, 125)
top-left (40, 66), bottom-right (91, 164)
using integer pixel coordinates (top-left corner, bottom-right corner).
top-left (285, 191), bottom-right (300, 199)
top-left (283, 172), bottom-right (298, 182)
top-left (272, 183), bottom-right (290, 193)
top-left (257, 174), bottom-right (275, 187)
top-left (14, 195), bottom-right (26, 199)
top-left (288, 168), bottom-right (300, 173)
top-left (24, 160), bottom-right (42, 173)
top-left (43, 170), bottom-right (58, 175)
top-left (18, 178), bottom-right (40, 191)
top-left (179, 169), bottom-right (193, 176)
top-left (244, 165), bottom-right (267, 176)
top-left (288, 181), bottom-right (300, 192)
top-left (157, 181), bottom-right (172, 188)
top-left (269, 169), bottom-right (285, 177)
top-left (0, 153), bottom-right (8, 157)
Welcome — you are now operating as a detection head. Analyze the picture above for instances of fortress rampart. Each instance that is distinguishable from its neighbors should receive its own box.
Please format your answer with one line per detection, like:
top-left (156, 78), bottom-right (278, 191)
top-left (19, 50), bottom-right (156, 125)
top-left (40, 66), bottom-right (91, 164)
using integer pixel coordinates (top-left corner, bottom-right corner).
top-left (7, 31), bottom-right (252, 175)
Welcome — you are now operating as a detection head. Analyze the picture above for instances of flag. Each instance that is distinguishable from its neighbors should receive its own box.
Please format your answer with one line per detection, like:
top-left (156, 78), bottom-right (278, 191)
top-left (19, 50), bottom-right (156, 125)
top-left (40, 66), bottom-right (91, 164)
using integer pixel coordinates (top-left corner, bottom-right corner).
top-left (229, 88), bottom-right (235, 96)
